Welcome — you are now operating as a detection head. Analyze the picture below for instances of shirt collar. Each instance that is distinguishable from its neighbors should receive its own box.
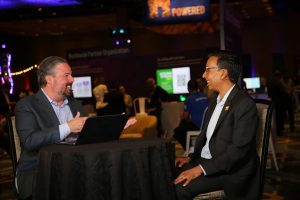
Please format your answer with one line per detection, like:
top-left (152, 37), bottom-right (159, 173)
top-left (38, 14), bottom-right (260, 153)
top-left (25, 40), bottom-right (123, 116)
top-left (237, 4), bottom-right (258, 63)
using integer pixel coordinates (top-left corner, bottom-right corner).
top-left (41, 88), bottom-right (69, 107)
top-left (216, 85), bottom-right (235, 106)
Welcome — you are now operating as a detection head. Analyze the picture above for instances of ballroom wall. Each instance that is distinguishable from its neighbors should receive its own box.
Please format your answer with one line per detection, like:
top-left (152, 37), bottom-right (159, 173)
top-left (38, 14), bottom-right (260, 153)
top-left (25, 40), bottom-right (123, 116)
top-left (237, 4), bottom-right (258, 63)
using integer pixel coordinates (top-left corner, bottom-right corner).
top-left (3, 12), bottom-right (300, 97)
top-left (7, 26), bottom-right (219, 98)
top-left (242, 13), bottom-right (300, 78)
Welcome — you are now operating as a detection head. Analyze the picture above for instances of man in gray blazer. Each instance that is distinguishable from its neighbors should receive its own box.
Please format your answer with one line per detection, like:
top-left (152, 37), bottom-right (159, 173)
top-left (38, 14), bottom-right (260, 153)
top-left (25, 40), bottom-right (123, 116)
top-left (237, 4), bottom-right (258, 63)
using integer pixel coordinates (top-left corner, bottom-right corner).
top-left (174, 51), bottom-right (260, 200)
top-left (14, 56), bottom-right (88, 199)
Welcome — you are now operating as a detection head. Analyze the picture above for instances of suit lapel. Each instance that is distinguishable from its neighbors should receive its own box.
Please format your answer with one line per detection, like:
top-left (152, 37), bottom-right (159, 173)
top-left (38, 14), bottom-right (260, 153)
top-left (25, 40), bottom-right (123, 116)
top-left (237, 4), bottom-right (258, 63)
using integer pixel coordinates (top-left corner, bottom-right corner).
top-left (35, 90), bottom-right (60, 124)
top-left (193, 96), bottom-right (217, 154)
top-left (213, 85), bottom-right (239, 132)
top-left (202, 99), bottom-right (217, 132)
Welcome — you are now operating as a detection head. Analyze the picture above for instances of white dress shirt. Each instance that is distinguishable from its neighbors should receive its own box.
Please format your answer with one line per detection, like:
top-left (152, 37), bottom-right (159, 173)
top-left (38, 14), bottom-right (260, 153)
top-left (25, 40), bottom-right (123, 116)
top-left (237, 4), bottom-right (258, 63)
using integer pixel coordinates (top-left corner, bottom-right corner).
top-left (200, 85), bottom-right (235, 174)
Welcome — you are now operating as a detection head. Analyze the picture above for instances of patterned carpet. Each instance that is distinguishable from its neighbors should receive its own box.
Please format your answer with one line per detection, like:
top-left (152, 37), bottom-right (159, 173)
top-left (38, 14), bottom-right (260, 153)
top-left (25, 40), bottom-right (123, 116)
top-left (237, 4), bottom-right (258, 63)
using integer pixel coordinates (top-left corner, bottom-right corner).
top-left (0, 116), bottom-right (299, 200)
top-left (0, 152), bottom-right (15, 200)
top-left (263, 129), bottom-right (300, 200)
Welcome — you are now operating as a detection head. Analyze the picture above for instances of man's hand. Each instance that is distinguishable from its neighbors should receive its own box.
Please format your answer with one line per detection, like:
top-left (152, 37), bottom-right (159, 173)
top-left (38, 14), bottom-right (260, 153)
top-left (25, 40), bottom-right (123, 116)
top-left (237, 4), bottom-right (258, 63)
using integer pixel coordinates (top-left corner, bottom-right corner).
top-left (174, 166), bottom-right (202, 186)
top-left (67, 112), bottom-right (88, 133)
top-left (175, 156), bottom-right (190, 167)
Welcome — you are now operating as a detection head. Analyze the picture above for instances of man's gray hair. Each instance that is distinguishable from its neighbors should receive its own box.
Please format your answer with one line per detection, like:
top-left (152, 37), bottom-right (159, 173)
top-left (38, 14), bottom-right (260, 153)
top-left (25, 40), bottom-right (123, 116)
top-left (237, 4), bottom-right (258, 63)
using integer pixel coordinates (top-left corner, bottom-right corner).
top-left (37, 56), bottom-right (68, 87)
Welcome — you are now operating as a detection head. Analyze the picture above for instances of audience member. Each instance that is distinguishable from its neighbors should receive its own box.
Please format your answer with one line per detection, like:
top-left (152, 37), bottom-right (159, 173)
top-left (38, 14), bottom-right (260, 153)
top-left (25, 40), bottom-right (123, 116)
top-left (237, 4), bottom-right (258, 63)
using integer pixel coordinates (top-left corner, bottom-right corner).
top-left (93, 76), bottom-right (108, 110)
top-left (97, 81), bottom-right (126, 116)
top-left (14, 56), bottom-right (88, 199)
top-left (18, 89), bottom-right (35, 99)
top-left (280, 71), bottom-right (295, 132)
top-left (145, 77), bottom-right (169, 137)
top-left (267, 70), bottom-right (294, 135)
top-left (174, 50), bottom-right (260, 200)
top-left (119, 85), bottom-right (133, 115)
top-left (173, 79), bottom-right (208, 150)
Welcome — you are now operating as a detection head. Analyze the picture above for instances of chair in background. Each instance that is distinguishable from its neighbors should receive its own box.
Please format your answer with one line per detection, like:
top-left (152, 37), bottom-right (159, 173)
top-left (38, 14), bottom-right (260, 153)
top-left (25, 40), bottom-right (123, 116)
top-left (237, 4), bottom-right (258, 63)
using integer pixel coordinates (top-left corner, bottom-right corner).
top-left (184, 107), bottom-right (208, 156)
top-left (121, 115), bottom-right (157, 138)
top-left (82, 103), bottom-right (96, 117)
top-left (254, 98), bottom-right (275, 197)
top-left (184, 130), bottom-right (200, 156)
top-left (256, 99), bottom-right (279, 172)
top-left (6, 114), bottom-right (20, 196)
top-left (161, 101), bottom-right (184, 138)
top-left (193, 99), bottom-right (275, 199)
top-left (133, 97), bottom-right (149, 116)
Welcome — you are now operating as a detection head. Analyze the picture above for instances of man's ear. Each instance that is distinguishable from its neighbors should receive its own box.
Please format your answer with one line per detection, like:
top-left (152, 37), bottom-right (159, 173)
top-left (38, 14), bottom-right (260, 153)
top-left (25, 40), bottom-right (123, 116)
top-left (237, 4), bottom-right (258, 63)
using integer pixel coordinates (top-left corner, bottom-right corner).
top-left (221, 69), bottom-right (230, 80)
top-left (45, 75), bottom-right (52, 85)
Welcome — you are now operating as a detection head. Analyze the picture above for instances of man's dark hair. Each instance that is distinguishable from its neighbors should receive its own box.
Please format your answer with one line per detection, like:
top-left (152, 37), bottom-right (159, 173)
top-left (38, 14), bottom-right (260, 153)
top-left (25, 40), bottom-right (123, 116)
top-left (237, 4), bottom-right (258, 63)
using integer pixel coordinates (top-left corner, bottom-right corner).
top-left (208, 50), bottom-right (241, 84)
top-left (37, 56), bottom-right (68, 87)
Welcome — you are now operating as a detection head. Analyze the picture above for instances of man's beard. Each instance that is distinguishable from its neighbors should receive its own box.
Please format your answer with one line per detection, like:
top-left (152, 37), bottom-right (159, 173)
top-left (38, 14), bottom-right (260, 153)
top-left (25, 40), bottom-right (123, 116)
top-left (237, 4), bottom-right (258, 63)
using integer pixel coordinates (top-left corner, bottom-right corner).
top-left (64, 85), bottom-right (73, 97)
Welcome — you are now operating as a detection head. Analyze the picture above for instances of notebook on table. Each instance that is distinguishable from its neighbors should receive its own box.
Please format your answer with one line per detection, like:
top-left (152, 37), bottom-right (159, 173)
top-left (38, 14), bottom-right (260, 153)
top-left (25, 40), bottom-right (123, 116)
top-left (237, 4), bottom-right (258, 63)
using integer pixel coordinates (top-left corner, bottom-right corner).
top-left (59, 114), bottom-right (129, 145)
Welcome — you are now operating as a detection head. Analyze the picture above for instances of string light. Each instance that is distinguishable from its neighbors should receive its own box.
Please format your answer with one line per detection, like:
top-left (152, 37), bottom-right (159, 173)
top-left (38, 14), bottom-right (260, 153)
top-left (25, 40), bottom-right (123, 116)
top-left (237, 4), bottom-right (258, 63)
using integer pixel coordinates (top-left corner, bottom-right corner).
top-left (11, 64), bottom-right (38, 76)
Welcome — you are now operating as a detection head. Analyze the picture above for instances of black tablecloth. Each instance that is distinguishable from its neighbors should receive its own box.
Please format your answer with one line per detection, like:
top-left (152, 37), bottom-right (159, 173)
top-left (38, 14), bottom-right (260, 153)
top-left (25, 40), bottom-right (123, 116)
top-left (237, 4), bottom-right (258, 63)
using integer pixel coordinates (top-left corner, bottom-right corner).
top-left (34, 139), bottom-right (176, 200)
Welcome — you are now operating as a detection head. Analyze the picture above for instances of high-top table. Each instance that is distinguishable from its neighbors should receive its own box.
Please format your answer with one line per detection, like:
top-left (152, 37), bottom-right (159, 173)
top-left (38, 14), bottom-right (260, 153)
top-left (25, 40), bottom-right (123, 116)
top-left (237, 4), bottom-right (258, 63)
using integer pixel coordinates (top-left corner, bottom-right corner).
top-left (34, 139), bottom-right (176, 200)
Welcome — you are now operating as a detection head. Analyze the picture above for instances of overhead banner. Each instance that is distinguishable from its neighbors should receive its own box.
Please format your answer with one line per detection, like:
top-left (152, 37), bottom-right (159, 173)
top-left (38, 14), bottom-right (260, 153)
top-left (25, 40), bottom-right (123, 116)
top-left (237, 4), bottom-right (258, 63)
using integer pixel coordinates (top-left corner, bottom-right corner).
top-left (146, 0), bottom-right (211, 24)
top-left (66, 47), bottom-right (130, 61)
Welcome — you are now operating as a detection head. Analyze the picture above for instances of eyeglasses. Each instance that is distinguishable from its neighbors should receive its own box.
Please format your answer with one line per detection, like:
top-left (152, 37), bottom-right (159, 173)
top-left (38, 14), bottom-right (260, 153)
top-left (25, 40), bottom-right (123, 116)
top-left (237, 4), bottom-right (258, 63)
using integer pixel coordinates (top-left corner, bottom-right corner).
top-left (205, 67), bottom-right (220, 72)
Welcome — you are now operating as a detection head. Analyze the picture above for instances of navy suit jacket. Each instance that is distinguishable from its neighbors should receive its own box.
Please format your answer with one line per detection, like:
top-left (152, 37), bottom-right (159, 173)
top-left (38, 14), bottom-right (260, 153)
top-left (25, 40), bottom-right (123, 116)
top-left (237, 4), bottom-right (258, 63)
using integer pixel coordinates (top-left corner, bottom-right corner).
top-left (191, 85), bottom-right (260, 200)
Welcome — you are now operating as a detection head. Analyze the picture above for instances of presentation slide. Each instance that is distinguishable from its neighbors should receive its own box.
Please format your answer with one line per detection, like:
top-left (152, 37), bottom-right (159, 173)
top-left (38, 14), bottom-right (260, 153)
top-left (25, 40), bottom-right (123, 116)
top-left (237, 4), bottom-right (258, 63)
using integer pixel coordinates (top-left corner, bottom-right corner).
top-left (156, 67), bottom-right (190, 94)
top-left (72, 76), bottom-right (92, 98)
top-left (172, 67), bottom-right (191, 94)
top-left (156, 68), bottom-right (173, 93)
top-left (243, 77), bottom-right (261, 89)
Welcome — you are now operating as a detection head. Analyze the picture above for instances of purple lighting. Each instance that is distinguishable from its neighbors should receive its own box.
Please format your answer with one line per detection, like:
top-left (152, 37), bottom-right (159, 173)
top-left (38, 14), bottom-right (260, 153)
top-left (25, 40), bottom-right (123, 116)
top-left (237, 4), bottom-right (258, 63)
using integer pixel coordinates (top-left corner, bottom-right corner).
top-left (24, 0), bottom-right (80, 6)
top-left (1, 44), bottom-right (6, 49)
top-left (0, 1), bottom-right (16, 10)
top-left (0, 0), bottom-right (81, 10)
top-left (115, 40), bottom-right (120, 46)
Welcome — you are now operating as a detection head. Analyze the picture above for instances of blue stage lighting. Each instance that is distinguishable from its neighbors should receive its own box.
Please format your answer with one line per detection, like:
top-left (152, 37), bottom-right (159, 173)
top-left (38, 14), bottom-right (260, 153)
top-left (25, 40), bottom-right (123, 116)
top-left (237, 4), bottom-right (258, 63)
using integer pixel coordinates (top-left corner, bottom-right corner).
top-left (119, 28), bottom-right (125, 34)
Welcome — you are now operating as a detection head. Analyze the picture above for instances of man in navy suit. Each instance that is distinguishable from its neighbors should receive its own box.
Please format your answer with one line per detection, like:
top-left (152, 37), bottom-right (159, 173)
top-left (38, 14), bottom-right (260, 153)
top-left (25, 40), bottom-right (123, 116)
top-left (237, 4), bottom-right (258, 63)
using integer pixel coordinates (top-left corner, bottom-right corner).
top-left (174, 51), bottom-right (260, 200)
top-left (15, 56), bottom-right (88, 199)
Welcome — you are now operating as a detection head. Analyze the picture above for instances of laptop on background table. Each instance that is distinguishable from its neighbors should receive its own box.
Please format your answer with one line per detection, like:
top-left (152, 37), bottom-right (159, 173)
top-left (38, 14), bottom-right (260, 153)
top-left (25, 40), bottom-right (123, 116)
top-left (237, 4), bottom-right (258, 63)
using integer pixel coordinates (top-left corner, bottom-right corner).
top-left (59, 114), bottom-right (129, 145)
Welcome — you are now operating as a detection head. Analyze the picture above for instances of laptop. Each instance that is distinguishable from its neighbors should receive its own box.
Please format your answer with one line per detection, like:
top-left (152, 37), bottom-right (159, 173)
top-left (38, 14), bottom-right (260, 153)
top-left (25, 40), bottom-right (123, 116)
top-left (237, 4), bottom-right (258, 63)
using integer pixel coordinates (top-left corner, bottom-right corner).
top-left (59, 114), bottom-right (129, 145)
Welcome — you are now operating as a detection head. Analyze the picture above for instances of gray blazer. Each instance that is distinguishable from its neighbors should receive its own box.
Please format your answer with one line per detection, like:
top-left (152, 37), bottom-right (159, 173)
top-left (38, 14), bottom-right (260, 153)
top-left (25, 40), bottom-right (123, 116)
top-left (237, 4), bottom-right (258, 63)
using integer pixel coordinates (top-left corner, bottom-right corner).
top-left (14, 89), bottom-right (86, 198)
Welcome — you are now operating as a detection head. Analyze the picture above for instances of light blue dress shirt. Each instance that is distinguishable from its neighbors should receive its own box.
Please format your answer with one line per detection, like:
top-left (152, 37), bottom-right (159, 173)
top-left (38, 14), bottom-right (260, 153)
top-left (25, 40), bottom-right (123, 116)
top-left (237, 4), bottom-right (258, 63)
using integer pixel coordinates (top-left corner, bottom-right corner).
top-left (41, 89), bottom-right (73, 140)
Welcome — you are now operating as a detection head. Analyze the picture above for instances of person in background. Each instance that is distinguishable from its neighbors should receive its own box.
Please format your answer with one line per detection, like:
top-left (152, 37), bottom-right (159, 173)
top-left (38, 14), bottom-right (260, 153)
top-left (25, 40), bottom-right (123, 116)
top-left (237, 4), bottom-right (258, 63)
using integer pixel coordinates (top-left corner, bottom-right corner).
top-left (18, 89), bottom-right (35, 99)
top-left (97, 81), bottom-right (126, 116)
top-left (173, 79), bottom-right (208, 150)
top-left (145, 77), bottom-right (169, 137)
top-left (174, 50), bottom-right (260, 200)
top-left (267, 70), bottom-right (294, 135)
top-left (119, 84), bottom-right (133, 115)
top-left (280, 71), bottom-right (295, 132)
top-left (14, 56), bottom-right (88, 199)
top-left (93, 76), bottom-right (108, 111)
